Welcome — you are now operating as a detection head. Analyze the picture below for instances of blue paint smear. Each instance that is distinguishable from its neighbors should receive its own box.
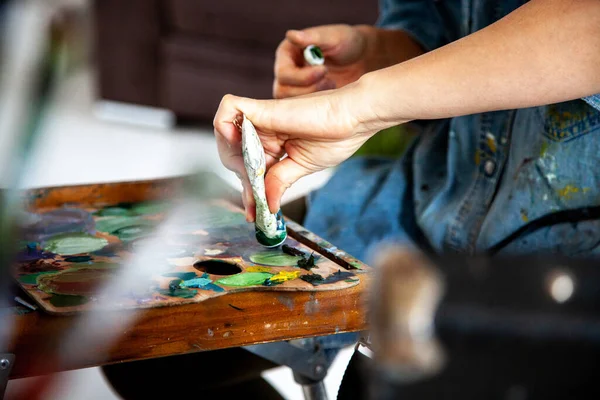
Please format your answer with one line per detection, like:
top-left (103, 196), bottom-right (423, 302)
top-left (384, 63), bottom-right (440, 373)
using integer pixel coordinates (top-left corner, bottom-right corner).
top-left (20, 208), bottom-right (95, 242)
top-left (180, 277), bottom-right (212, 288)
top-left (204, 283), bottom-right (225, 293)
top-left (15, 243), bottom-right (53, 262)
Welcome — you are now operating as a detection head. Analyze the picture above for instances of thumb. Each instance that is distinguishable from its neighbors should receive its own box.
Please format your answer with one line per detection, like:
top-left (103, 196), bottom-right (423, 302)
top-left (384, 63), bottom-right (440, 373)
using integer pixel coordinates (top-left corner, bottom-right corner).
top-left (264, 157), bottom-right (312, 214)
top-left (286, 26), bottom-right (344, 54)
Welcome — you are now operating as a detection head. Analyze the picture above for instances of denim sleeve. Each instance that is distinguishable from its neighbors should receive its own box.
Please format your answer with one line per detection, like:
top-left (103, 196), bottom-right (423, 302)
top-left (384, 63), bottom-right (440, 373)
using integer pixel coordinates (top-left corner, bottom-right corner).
top-left (583, 95), bottom-right (600, 111)
top-left (376, 0), bottom-right (450, 51)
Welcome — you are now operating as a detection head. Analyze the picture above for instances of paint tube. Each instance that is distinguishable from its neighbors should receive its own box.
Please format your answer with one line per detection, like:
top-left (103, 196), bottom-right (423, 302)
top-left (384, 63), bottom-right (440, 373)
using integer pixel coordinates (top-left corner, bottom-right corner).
top-left (240, 115), bottom-right (287, 247)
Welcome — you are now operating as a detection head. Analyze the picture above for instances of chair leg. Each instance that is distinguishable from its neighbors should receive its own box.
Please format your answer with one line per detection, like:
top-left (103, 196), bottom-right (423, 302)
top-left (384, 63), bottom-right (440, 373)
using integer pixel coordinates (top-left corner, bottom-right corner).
top-left (293, 371), bottom-right (329, 400)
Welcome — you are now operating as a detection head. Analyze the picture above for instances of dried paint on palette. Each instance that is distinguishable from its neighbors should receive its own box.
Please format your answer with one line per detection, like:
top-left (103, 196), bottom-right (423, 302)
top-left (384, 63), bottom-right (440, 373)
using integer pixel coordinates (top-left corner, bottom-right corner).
top-left (14, 199), bottom-right (360, 313)
top-left (15, 243), bottom-right (53, 262)
top-left (18, 271), bottom-right (56, 285)
top-left (42, 233), bottom-right (109, 256)
top-left (300, 270), bottom-right (357, 286)
top-left (249, 251), bottom-right (302, 267)
top-left (19, 208), bottom-right (95, 242)
top-left (37, 265), bottom-right (119, 296)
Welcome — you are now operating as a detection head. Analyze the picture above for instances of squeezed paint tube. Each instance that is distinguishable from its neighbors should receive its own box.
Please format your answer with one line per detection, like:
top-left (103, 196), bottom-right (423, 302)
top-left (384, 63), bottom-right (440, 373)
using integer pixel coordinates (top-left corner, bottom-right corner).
top-left (239, 115), bottom-right (287, 247)
top-left (303, 45), bottom-right (324, 66)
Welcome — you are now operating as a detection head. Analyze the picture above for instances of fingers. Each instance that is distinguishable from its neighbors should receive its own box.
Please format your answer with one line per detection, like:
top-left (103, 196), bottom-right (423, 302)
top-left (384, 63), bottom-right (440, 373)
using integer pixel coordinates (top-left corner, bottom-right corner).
top-left (286, 26), bottom-right (348, 53)
top-left (214, 102), bottom-right (257, 220)
top-left (273, 38), bottom-right (328, 99)
top-left (215, 135), bottom-right (255, 221)
top-left (214, 128), bottom-right (242, 172)
top-left (274, 77), bottom-right (336, 99)
top-left (264, 157), bottom-right (312, 214)
top-left (240, 177), bottom-right (256, 222)
top-left (274, 40), bottom-right (327, 86)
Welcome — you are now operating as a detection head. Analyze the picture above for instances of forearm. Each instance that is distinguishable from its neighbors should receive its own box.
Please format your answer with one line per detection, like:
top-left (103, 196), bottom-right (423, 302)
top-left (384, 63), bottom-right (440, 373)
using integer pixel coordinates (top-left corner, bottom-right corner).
top-left (353, 0), bottom-right (600, 132)
top-left (356, 25), bottom-right (425, 73)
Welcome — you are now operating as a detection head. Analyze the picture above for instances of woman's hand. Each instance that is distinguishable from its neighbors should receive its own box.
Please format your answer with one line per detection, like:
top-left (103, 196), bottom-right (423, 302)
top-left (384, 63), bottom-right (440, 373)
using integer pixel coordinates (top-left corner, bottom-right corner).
top-left (273, 24), bottom-right (372, 99)
top-left (214, 83), bottom-right (383, 221)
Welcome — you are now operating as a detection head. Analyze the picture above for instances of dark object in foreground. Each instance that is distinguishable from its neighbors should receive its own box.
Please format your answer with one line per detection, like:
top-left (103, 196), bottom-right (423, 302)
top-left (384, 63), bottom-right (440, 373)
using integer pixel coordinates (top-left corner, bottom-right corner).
top-left (365, 247), bottom-right (600, 400)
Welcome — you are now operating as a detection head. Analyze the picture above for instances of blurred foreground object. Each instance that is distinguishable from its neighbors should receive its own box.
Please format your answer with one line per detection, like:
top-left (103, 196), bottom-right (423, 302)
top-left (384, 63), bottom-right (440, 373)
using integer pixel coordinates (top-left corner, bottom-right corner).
top-left (369, 247), bottom-right (446, 383)
top-left (367, 247), bottom-right (600, 399)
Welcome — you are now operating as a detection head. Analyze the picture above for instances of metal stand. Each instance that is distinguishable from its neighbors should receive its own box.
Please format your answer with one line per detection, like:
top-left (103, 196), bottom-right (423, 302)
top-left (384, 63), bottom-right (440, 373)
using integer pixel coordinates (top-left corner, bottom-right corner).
top-left (244, 338), bottom-right (332, 400)
top-left (293, 371), bottom-right (329, 400)
top-left (0, 353), bottom-right (14, 400)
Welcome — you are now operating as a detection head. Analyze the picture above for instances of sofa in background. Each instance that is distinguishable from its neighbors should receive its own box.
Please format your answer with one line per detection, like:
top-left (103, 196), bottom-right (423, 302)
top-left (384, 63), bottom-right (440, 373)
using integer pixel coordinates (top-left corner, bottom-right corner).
top-left (93, 0), bottom-right (379, 122)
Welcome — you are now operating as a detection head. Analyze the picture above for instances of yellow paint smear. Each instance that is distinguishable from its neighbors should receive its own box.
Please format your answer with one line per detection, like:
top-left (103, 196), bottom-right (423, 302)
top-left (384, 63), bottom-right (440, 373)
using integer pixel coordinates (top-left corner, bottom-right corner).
top-left (486, 134), bottom-right (497, 153)
top-left (539, 142), bottom-right (549, 157)
top-left (267, 270), bottom-right (301, 284)
top-left (246, 266), bottom-right (272, 273)
top-left (557, 185), bottom-right (580, 200)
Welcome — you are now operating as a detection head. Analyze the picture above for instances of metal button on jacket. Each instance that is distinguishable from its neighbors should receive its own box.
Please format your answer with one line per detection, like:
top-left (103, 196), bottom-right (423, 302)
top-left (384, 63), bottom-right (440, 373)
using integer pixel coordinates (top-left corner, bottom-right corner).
top-left (484, 160), bottom-right (496, 176)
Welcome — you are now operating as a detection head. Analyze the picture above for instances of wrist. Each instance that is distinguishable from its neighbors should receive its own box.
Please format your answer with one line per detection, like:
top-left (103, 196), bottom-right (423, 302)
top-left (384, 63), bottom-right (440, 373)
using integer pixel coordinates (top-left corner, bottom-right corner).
top-left (341, 73), bottom-right (388, 137)
top-left (345, 71), bottom-right (413, 136)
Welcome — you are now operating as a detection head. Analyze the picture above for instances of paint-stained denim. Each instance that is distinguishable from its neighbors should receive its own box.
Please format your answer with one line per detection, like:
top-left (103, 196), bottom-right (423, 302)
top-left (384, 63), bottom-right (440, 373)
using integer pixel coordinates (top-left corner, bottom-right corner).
top-left (305, 0), bottom-right (600, 351)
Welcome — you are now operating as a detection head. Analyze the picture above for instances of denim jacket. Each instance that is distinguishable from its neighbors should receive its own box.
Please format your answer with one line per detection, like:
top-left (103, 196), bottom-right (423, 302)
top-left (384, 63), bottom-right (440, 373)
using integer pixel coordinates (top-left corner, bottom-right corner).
top-left (303, 0), bottom-right (600, 352)
top-left (304, 0), bottom-right (600, 265)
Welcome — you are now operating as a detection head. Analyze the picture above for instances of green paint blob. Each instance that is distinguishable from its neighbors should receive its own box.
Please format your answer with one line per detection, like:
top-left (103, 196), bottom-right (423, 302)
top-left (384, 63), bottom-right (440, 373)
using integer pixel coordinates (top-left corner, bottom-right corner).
top-left (216, 272), bottom-right (273, 287)
top-left (43, 233), bottom-right (108, 255)
top-left (249, 251), bottom-right (301, 267)
top-left (157, 288), bottom-right (197, 299)
top-left (18, 271), bottom-right (55, 285)
top-left (113, 225), bottom-right (154, 242)
top-left (94, 207), bottom-right (134, 217)
top-left (162, 272), bottom-right (197, 280)
top-left (187, 205), bottom-right (247, 229)
top-left (130, 201), bottom-right (171, 216)
top-left (95, 216), bottom-right (153, 234)
top-left (49, 294), bottom-right (89, 307)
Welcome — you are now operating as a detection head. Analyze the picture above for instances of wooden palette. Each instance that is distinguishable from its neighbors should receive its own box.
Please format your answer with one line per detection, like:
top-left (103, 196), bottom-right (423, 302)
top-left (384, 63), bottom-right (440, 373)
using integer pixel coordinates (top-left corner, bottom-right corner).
top-left (12, 178), bottom-right (367, 315)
